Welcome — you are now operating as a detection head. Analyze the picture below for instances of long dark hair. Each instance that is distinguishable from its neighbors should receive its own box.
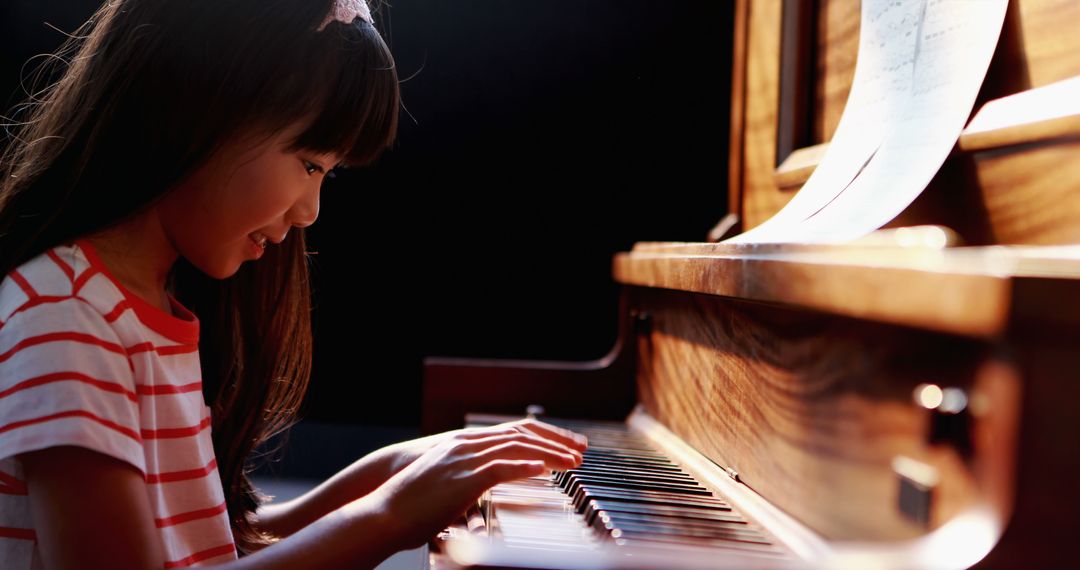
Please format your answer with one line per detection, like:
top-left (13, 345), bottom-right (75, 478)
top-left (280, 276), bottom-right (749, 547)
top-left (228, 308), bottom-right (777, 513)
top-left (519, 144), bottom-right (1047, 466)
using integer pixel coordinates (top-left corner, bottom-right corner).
top-left (0, 0), bottom-right (399, 554)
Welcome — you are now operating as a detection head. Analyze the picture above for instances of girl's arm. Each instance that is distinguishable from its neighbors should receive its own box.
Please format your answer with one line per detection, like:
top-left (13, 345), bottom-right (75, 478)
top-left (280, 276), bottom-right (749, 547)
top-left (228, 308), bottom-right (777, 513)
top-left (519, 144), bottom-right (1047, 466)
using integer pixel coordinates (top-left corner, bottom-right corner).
top-left (20, 446), bottom-right (166, 569)
top-left (251, 442), bottom-right (402, 539)
top-left (251, 421), bottom-right (586, 540)
top-left (21, 445), bottom-right (400, 570)
top-left (22, 422), bottom-right (585, 569)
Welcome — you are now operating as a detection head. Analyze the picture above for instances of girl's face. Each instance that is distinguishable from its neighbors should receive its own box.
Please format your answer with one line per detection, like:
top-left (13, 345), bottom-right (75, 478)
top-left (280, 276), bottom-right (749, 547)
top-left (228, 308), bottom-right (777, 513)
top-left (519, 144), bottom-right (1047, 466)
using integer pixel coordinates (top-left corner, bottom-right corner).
top-left (158, 124), bottom-right (341, 279)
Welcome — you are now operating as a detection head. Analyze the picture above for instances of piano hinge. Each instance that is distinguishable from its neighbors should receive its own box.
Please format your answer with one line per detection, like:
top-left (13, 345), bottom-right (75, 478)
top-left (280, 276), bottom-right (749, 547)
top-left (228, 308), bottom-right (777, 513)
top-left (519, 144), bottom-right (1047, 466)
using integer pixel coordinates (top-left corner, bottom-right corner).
top-left (724, 466), bottom-right (740, 482)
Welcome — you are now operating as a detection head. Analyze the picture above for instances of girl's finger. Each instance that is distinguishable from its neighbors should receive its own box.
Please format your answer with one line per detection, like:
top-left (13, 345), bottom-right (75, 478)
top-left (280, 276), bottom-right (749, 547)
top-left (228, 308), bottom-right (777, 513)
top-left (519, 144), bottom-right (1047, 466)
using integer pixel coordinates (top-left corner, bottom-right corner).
top-left (453, 426), bottom-right (518, 440)
top-left (451, 432), bottom-right (583, 463)
top-left (475, 459), bottom-right (550, 487)
top-left (470, 441), bottom-right (581, 470)
top-left (509, 419), bottom-right (588, 452)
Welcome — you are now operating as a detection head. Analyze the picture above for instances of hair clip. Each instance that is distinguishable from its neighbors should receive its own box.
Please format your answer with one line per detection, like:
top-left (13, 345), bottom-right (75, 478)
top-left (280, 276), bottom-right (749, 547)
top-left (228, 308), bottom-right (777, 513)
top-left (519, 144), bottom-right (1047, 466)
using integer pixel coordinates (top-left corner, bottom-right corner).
top-left (317, 0), bottom-right (374, 31)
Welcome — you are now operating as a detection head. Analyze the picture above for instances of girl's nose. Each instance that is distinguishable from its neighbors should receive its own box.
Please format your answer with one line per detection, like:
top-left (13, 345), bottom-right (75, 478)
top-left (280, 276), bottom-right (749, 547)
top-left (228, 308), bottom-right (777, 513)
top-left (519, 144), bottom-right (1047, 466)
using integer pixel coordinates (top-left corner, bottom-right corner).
top-left (287, 190), bottom-right (319, 228)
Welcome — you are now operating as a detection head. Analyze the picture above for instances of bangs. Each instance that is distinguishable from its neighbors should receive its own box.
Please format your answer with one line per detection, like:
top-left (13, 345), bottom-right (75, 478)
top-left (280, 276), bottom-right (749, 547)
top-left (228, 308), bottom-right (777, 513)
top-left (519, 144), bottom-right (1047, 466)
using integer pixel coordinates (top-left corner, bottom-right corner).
top-left (256, 19), bottom-right (400, 168)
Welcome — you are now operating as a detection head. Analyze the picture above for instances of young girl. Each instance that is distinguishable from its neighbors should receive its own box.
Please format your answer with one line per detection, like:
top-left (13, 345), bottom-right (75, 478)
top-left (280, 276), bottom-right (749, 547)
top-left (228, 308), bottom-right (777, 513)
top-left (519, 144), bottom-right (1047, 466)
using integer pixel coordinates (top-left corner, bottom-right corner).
top-left (0, 1), bottom-right (588, 567)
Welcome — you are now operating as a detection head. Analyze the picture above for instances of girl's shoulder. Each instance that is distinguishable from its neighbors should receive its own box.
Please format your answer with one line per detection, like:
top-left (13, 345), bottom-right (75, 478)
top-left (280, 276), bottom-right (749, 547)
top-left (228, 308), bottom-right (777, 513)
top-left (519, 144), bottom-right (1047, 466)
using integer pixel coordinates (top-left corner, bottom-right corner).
top-left (0, 241), bottom-right (116, 325)
top-left (0, 240), bottom-right (199, 346)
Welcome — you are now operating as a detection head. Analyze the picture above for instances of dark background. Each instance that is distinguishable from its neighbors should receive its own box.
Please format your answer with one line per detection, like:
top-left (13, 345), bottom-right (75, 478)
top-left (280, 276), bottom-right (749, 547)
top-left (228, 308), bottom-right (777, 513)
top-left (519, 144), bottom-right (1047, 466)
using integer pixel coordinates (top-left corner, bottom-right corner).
top-left (1, 1), bottom-right (733, 469)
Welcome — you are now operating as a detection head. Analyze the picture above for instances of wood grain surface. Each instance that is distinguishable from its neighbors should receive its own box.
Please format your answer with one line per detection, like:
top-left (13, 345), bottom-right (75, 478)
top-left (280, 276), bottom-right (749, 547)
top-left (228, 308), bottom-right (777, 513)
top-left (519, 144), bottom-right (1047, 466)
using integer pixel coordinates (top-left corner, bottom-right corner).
top-left (629, 286), bottom-right (999, 540)
top-left (730, 0), bottom-right (1080, 245)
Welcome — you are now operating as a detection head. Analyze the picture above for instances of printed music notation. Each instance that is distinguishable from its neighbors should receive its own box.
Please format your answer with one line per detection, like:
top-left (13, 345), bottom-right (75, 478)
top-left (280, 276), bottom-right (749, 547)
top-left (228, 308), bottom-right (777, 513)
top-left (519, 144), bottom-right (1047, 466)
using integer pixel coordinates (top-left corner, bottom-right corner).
top-left (728, 0), bottom-right (926, 243)
top-left (728, 0), bottom-right (1008, 244)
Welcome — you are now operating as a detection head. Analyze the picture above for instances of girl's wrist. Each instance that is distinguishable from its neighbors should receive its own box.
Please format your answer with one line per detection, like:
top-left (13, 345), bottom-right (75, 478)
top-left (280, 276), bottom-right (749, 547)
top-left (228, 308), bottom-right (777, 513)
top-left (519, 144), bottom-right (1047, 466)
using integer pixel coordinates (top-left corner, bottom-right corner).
top-left (342, 486), bottom-right (410, 557)
top-left (242, 487), bottom-right (406, 569)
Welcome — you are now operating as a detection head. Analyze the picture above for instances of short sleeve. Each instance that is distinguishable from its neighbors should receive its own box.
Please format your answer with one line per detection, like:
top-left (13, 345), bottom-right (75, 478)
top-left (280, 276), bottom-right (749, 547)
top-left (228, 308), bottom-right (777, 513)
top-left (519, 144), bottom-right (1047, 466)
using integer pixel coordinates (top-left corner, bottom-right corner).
top-left (0, 296), bottom-right (145, 475)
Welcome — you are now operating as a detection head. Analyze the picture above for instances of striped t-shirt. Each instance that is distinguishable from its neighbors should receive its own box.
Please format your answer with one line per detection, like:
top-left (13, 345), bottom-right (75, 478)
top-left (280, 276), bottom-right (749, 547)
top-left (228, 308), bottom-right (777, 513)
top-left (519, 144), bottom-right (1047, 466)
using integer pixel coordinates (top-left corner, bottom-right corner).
top-left (0, 238), bottom-right (237, 568)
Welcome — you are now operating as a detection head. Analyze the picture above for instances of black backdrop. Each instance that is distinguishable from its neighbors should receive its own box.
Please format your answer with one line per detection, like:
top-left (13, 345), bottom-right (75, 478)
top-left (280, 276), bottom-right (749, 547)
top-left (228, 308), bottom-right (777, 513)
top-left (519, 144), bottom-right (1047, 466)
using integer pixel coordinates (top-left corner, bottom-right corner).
top-left (0, 1), bottom-right (734, 429)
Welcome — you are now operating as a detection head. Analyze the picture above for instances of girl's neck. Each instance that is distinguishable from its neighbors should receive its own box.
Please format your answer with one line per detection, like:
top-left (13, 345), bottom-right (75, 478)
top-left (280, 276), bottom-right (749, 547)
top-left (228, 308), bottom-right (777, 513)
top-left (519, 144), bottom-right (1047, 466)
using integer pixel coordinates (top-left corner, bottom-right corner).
top-left (84, 211), bottom-right (180, 315)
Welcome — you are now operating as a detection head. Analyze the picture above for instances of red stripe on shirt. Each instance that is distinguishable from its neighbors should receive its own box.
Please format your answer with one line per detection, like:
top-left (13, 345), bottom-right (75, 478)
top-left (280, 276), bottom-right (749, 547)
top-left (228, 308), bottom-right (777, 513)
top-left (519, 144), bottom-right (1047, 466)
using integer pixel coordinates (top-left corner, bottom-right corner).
top-left (141, 415), bottom-right (211, 439)
top-left (6, 294), bottom-right (76, 320)
top-left (0, 330), bottom-right (129, 364)
top-left (156, 343), bottom-right (199, 356)
top-left (0, 314), bottom-right (135, 374)
top-left (136, 381), bottom-right (202, 396)
top-left (3, 295), bottom-right (195, 358)
top-left (8, 269), bottom-right (37, 300)
top-left (0, 410), bottom-right (141, 442)
top-left (146, 457), bottom-right (217, 484)
top-left (0, 470), bottom-right (27, 489)
top-left (73, 266), bottom-right (96, 295)
top-left (0, 471), bottom-right (28, 495)
top-left (155, 500), bottom-right (228, 528)
top-left (0, 526), bottom-right (36, 541)
top-left (0, 484), bottom-right (28, 496)
top-left (128, 341), bottom-right (199, 356)
top-left (163, 542), bottom-right (237, 568)
top-left (47, 249), bottom-right (76, 283)
top-left (103, 301), bottom-right (200, 351)
top-left (0, 370), bottom-right (138, 403)
top-left (103, 298), bottom-right (132, 323)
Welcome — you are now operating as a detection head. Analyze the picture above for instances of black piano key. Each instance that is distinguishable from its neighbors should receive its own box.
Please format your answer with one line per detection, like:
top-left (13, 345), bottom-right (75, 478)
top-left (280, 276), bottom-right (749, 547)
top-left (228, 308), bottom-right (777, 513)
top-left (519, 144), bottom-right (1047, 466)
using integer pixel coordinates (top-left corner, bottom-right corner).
top-left (559, 471), bottom-right (704, 494)
top-left (577, 456), bottom-right (684, 470)
top-left (563, 474), bottom-right (713, 497)
top-left (572, 458), bottom-right (686, 474)
top-left (572, 486), bottom-right (732, 514)
top-left (559, 464), bottom-right (701, 483)
top-left (581, 450), bottom-right (682, 465)
top-left (573, 459), bottom-right (684, 475)
top-left (555, 465), bottom-right (696, 486)
top-left (572, 482), bottom-right (729, 505)
top-left (569, 483), bottom-right (730, 510)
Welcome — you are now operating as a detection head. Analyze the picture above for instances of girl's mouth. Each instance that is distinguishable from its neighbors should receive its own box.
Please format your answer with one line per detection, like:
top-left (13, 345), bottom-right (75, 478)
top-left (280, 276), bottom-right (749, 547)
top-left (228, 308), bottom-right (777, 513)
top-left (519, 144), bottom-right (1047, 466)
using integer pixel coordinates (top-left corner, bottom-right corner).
top-left (249, 233), bottom-right (267, 257)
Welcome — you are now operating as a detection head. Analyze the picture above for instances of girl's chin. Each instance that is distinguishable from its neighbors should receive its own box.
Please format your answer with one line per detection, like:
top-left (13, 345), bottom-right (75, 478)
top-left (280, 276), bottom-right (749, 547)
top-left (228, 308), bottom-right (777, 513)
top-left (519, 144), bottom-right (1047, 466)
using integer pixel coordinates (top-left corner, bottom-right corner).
top-left (196, 256), bottom-right (245, 280)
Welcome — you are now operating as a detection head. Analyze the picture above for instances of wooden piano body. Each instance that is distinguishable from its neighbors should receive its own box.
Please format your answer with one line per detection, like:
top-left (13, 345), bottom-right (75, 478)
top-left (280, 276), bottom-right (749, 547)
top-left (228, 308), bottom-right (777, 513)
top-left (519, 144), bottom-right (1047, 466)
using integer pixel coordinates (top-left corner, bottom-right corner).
top-left (421, 0), bottom-right (1080, 567)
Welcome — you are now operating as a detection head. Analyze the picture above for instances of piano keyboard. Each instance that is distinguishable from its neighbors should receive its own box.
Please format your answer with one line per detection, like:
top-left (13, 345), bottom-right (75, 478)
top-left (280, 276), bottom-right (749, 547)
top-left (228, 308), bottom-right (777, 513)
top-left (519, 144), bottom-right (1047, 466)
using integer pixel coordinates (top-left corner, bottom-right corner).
top-left (431, 414), bottom-right (801, 569)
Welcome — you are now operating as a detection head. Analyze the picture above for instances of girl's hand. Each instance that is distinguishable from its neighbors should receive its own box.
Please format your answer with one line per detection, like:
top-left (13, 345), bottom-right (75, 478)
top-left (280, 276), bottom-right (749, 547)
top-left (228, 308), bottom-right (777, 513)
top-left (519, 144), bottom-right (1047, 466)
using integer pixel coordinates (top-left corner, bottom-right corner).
top-left (385, 418), bottom-right (589, 477)
top-left (372, 421), bottom-right (589, 551)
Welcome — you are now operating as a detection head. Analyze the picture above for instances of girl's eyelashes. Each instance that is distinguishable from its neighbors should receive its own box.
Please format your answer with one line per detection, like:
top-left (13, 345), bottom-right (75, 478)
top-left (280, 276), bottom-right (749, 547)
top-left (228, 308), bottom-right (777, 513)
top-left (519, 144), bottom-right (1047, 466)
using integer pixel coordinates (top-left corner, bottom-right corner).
top-left (301, 156), bottom-right (341, 179)
top-left (300, 157), bottom-right (336, 180)
top-left (301, 159), bottom-right (324, 176)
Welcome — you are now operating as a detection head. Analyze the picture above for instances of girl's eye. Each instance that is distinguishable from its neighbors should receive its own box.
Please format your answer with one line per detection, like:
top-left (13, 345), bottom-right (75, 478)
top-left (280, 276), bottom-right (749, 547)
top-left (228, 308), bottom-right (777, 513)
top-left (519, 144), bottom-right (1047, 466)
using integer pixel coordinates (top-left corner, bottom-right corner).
top-left (302, 160), bottom-right (321, 176)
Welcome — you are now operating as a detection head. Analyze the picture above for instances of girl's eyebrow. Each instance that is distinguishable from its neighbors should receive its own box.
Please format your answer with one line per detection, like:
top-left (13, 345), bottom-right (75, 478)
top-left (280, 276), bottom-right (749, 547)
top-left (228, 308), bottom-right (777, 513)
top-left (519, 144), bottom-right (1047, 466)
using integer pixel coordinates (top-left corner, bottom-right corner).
top-left (317, 154), bottom-right (344, 171)
top-left (305, 156), bottom-right (336, 172)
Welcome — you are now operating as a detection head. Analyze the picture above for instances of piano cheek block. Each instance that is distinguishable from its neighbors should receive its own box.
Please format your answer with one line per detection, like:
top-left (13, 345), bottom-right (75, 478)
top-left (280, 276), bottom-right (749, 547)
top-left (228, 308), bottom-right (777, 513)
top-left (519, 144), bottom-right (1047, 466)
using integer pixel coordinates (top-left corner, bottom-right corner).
top-left (893, 455), bottom-right (939, 528)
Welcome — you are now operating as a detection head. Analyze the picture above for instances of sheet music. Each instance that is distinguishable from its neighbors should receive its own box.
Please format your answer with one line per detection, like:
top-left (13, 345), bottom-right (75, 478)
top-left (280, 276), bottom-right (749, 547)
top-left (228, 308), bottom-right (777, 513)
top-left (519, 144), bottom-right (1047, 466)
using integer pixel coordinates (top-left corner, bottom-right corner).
top-left (788, 0), bottom-right (1008, 242)
top-left (727, 0), bottom-right (926, 243)
top-left (729, 0), bottom-right (1008, 244)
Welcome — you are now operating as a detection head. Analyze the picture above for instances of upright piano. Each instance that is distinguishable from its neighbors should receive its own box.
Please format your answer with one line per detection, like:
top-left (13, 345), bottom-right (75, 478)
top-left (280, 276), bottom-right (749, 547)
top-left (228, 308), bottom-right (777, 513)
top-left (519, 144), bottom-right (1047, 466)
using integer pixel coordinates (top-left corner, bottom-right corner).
top-left (421, 0), bottom-right (1080, 567)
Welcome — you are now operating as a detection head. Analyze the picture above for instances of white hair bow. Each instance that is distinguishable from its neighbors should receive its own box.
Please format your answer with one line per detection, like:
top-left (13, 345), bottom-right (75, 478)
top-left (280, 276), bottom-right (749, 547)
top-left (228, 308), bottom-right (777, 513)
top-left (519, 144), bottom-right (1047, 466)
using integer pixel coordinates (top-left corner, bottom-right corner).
top-left (318, 0), bottom-right (374, 31)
